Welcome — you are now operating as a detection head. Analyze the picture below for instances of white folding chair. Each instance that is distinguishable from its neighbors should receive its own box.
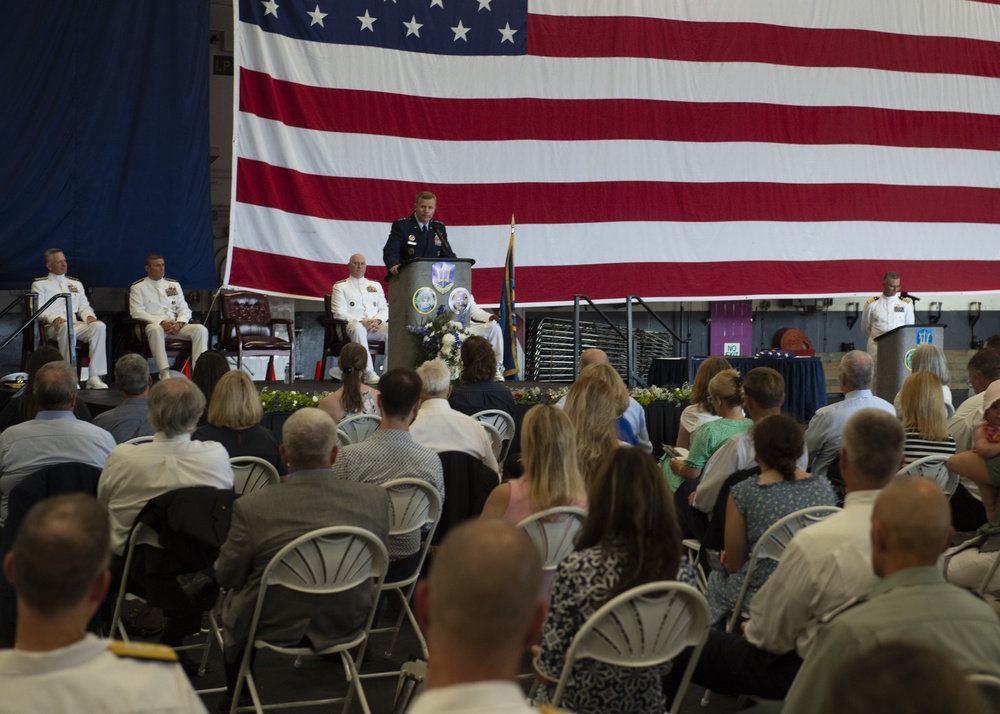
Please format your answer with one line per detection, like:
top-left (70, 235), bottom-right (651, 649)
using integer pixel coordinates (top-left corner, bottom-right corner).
top-left (109, 520), bottom-right (224, 694)
top-left (968, 673), bottom-right (1000, 712)
top-left (338, 414), bottom-right (381, 444)
top-left (123, 435), bottom-right (155, 445)
top-left (230, 456), bottom-right (280, 495)
top-left (229, 526), bottom-right (388, 714)
top-left (517, 506), bottom-right (587, 572)
top-left (472, 409), bottom-right (515, 464)
top-left (548, 581), bottom-right (710, 714)
top-left (336, 428), bottom-right (351, 448)
top-left (978, 548), bottom-right (1000, 596)
top-left (481, 422), bottom-right (503, 462)
top-left (364, 479), bottom-right (442, 670)
top-left (681, 539), bottom-right (709, 595)
top-left (897, 455), bottom-right (960, 499)
top-left (701, 504), bottom-right (839, 708)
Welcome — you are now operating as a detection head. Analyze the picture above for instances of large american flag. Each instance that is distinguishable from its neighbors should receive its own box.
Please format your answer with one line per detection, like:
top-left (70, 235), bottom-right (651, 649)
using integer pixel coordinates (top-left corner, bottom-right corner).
top-left (225, 0), bottom-right (1000, 304)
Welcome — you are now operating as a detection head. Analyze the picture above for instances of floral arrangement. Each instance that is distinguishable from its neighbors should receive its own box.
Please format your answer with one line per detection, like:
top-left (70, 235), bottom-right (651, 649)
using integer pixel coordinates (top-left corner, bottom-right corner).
top-left (408, 306), bottom-right (473, 380)
top-left (259, 387), bottom-right (329, 414)
top-left (510, 382), bottom-right (692, 406)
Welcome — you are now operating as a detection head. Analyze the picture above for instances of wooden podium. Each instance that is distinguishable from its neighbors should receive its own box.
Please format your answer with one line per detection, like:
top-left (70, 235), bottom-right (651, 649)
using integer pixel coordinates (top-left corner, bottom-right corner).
top-left (873, 324), bottom-right (946, 402)
top-left (386, 258), bottom-right (475, 371)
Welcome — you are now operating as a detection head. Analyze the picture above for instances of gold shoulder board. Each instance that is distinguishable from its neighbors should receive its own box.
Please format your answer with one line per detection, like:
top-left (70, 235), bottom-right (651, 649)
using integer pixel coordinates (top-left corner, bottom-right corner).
top-left (108, 640), bottom-right (179, 662)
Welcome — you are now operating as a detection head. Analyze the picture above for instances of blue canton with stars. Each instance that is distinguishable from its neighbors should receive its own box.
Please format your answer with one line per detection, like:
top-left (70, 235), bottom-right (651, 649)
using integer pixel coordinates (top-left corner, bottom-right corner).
top-left (240, 0), bottom-right (527, 55)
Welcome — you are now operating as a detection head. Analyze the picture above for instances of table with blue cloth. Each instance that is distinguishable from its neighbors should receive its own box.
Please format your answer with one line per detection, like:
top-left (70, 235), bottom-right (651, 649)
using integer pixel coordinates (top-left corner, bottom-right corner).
top-left (647, 356), bottom-right (827, 424)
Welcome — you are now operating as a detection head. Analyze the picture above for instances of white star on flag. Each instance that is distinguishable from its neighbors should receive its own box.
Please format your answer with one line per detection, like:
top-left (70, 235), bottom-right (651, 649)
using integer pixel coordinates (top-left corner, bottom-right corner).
top-left (498, 22), bottom-right (516, 43)
top-left (404, 15), bottom-right (423, 37)
top-left (307, 5), bottom-right (327, 26)
top-left (261, 0), bottom-right (279, 17)
top-left (357, 9), bottom-right (377, 31)
top-left (476, 0), bottom-right (492, 10)
top-left (430, 0), bottom-right (444, 7)
top-left (451, 20), bottom-right (470, 41)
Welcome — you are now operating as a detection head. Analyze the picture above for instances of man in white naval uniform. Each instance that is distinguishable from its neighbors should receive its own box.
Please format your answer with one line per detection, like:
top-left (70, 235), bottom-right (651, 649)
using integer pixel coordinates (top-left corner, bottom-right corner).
top-left (330, 254), bottom-right (387, 385)
top-left (31, 249), bottom-right (108, 389)
top-left (464, 294), bottom-right (504, 375)
top-left (128, 253), bottom-right (208, 378)
top-left (860, 271), bottom-right (914, 390)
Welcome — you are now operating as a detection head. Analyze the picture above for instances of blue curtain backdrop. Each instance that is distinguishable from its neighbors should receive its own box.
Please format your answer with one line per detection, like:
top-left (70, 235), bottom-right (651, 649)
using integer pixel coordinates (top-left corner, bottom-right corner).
top-left (0, 0), bottom-right (214, 290)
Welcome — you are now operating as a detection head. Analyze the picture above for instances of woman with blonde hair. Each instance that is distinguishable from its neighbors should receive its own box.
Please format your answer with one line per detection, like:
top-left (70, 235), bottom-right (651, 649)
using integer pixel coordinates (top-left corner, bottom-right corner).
top-left (675, 356), bottom-right (732, 449)
top-left (193, 370), bottom-right (285, 475)
top-left (670, 369), bottom-right (751, 481)
top-left (317, 343), bottom-right (379, 423)
top-left (893, 344), bottom-right (953, 418)
top-left (533, 447), bottom-right (697, 714)
top-left (564, 377), bottom-right (622, 487)
top-left (899, 371), bottom-right (955, 465)
top-left (578, 362), bottom-right (641, 445)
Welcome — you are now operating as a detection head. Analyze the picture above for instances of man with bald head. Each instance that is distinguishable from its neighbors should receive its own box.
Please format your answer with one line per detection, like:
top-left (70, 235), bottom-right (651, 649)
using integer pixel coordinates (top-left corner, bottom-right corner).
top-left (411, 519), bottom-right (551, 713)
top-left (330, 253), bottom-right (387, 385)
top-left (782, 476), bottom-right (1000, 712)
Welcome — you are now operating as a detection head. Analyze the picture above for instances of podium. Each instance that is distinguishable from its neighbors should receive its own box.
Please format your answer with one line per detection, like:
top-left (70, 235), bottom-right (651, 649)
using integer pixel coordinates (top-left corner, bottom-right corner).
top-left (873, 324), bottom-right (946, 402)
top-left (386, 258), bottom-right (475, 371)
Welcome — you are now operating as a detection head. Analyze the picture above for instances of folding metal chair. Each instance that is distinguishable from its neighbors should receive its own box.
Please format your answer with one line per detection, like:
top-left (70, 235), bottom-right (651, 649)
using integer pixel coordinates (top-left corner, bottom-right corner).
top-left (230, 457), bottom-right (280, 495)
top-left (481, 422), bottom-right (503, 462)
top-left (229, 526), bottom-right (388, 714)
top-left (968, 672), bottom-right (1000, 712)
top-left (517, 506), bottom-right (587, 573)
top-left (548, 581), bottom-right (710, 714)
top-left (472, 409), bottom-right (515, 464)
top-left (897, 455), bottom-right (960, 499)
top-left (123, 435), bottom-right (156, 446)
top-left (337, 414), bottom-right (381, 445)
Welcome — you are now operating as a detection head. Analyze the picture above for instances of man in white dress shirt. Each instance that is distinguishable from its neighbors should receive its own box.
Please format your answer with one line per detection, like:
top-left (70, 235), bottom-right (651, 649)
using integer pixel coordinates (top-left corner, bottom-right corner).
top-left (860, 271), bottom-right (914, 389)
top-left (31, 249), bottom-right (108, 389)
top-left (128, 253), bottom-right (208, 378)
top-left (330, 254), bottom-right (387, 385)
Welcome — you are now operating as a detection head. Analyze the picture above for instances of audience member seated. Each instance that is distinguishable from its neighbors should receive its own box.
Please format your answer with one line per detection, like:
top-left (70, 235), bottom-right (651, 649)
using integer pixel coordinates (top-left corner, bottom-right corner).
top-left (782, 476), bottom-right (1000, 713)
top-left (448, 336), bottom-right (515, 418)
top-left (98, 378), bottom-right (234, 558)
top-left (805, 350), bottom-right (894, 479)
top-left (669, 369), bottom-right (751, 483)
top-left (671, 409), bottom-right (904, 701)
top-left (948, 346), bottom-right (1000, 530)
top-left (578, 362), bottom-right (642, 446)
top-left (900, 371), bottom-right (955, 465)
top-left (411, 360), bottom-right (499, 475)
top-left (331, 368), bottom-right (444, 581)
top-left (189, 350), bottom-right (230, 427)
top-left (680, 367), bottom-right (804, 541)
top-left (706, 414), bottom-right (835, 626)
top-left (93, 353), bottom-right (155, 443)
top-left (316, 343), bottom-right (379, 423)
top-left (564, 377), bottom-right (621, 488)
top-left (214, 408), bottom-right (390, 709)
top-left (675, 356), bottom-right (731, 450)
top-left (892, 343), bottom-right (953, 418)
top-left (820, 642), bottom-right (988, 714)
top-left (481, 405), bottom-right (587, 599)
top-left (0, 494), bottom-right (208, 713)
top-left (948, 379), bottom-right (1000, 524)
top-left (0, 345), bottom-right (92, 433)
top-left (556, 349), bottom-right (652, 452)
top-left (0, 361), bottom-right (115, 527)
top-left (192, 370), bottom-right (285, 476)
top-left (532, 447), bottom-right (697, 714)
top-left (410, 519), bottom-right (549, 714)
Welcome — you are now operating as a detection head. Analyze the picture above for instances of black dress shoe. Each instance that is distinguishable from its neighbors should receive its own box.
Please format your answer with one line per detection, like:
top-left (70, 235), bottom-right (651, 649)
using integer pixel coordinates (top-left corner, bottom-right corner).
top-left (176, 571), bottom-right (219, 610)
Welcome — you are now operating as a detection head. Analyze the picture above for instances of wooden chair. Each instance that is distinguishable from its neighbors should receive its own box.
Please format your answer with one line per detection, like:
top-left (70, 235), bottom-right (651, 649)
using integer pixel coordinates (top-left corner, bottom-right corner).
top-left (218, 291), bottom-right (294, 381)
top-left (320, 294), bottom-right (385, 380)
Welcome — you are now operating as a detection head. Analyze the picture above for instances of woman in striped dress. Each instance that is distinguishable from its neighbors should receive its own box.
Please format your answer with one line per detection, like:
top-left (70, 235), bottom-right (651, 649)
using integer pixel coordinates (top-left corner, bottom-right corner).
top-left (900, 371), bottom-right (955, 464)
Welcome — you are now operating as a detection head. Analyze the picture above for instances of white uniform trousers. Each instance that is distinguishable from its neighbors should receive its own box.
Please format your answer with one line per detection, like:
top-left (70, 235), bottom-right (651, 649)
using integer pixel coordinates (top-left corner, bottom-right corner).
top-left (45, 320), bottom-right (107, 376)
top-left (348, 321), bottom-right (389, 374)
top-left (144, 322), bottom-right (209, 371)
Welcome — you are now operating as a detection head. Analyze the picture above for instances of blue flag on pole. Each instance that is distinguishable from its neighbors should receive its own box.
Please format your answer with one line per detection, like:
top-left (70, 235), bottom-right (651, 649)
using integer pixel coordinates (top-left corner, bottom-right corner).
top-left (500, 216), bottom-right (519, 379)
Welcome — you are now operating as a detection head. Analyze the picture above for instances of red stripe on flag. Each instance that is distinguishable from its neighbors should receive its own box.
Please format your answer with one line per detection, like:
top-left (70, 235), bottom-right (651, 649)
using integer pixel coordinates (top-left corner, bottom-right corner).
top-left (528, 14), bottom-right (1000, 78)
top-left (229, 247), bottom-right (1000, 302)
top-left (240, 71), bottom-right (1000, 151)
top-left (236, 158), bottom-right (1000, 225)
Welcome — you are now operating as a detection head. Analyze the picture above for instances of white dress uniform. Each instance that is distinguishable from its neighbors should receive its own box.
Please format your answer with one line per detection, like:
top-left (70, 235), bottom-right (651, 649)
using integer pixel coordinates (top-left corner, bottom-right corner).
top-left (466, 295), bottom-right (504, 371)
top-left (860, 292), bottom-right (914, 388)
top-left (0, 635), bottom-right (208, 713)
top-left (129, 277), bottom-right (209, 372)
top-left (330, 276), bottom-right (389, 376)
top-left (31, 273), bottom-right (107, 379)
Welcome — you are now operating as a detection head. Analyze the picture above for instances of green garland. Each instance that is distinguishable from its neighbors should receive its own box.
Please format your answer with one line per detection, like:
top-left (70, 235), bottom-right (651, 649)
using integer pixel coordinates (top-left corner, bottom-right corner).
top-left (259, 387), bottom-right (331, 414)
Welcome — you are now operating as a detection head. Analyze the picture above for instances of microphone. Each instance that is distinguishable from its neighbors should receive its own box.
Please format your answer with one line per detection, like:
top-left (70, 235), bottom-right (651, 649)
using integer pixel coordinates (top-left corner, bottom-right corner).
top-left (900, 291), bottom-right (919, 302)
top-left (433, 226), bottom-right (454, 256)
